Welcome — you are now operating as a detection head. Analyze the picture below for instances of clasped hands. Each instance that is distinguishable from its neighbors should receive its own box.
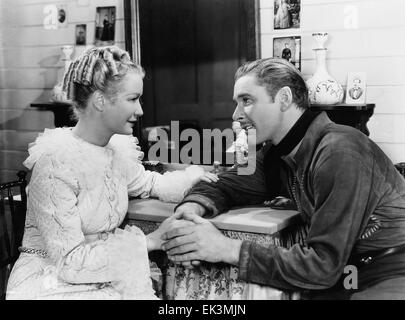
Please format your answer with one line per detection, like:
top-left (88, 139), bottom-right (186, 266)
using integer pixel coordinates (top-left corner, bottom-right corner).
top-left (147, 203), bottom-right (242, 268)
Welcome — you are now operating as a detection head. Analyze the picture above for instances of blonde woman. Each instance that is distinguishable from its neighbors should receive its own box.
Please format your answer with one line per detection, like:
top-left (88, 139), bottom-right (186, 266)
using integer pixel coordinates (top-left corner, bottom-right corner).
top-left (6, 46), bottom-right (217, 300)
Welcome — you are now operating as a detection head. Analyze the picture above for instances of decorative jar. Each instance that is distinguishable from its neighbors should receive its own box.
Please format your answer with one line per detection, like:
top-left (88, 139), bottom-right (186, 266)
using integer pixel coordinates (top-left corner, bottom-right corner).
top-left (306, 33), bottom-right (343, 104)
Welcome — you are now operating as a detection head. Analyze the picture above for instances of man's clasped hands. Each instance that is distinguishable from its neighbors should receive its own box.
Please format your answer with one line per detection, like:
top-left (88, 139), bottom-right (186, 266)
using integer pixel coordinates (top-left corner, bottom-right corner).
top-left (147, 202), bottom-right (242, 268)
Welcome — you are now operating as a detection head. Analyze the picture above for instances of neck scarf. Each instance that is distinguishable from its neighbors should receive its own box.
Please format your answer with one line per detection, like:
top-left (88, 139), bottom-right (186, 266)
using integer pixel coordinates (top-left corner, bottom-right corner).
top-left (264, 109), bottom-right (321, 198)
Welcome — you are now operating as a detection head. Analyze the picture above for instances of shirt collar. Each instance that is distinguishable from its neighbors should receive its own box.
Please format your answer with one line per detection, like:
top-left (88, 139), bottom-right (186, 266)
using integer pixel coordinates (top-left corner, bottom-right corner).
top-left (282, 112), bottom-right (332, 171)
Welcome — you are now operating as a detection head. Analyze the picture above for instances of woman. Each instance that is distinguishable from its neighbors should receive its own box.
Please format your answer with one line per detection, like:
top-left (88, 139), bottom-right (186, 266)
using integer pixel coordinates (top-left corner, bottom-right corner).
top-left (274, 0), bottom-right (292, 29)
top-left (6, 46), bottom-right (217, 299)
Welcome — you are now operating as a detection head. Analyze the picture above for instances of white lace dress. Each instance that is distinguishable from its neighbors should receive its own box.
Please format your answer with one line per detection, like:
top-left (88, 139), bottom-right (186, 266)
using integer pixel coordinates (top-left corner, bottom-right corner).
top-left (6, 128), bottom-right (204, 300)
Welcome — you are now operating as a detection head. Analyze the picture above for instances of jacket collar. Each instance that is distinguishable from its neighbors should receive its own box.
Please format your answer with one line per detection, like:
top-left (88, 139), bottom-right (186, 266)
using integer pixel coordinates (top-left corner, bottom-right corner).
top-left (282, 111), bottom-right (332, 173)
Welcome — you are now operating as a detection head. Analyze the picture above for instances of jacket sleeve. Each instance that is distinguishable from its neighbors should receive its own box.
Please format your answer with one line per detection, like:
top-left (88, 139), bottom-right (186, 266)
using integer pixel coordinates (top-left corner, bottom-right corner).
top-left (238, 149), bottom-right (373, 290)
top-left (178, 149), bottom-right (271, 217)
top-left (30, 153), bottom-right (152, 289)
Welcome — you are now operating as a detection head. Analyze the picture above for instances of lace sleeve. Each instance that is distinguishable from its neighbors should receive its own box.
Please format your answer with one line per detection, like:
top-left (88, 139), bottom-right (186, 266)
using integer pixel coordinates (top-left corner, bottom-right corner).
top-left (30, 153), bottom-right (155, 297)
top-left (151, 165), bottom-right (205, 203)
top-left (127, 161), bottom-right (205, 203)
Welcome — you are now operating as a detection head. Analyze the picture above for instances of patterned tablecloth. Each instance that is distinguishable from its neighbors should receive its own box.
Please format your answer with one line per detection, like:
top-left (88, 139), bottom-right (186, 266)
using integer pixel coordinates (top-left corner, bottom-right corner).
top-left (125, 219), bottom-right (308, 300)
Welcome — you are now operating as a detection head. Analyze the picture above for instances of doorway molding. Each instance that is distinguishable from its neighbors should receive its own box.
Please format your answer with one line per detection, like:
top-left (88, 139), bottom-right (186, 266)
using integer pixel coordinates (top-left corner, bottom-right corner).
top-left (124, 0), bottom-right (260, 63)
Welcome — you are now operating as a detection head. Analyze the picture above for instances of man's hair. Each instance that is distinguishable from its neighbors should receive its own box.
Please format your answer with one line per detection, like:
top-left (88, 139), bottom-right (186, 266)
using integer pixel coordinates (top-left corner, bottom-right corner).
top-left (235, 58), bottom-right (309, 110)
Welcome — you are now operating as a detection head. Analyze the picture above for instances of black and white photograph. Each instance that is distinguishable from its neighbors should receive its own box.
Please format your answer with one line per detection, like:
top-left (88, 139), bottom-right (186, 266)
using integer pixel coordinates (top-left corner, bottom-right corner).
top-left (1, 0), bottom-right (405, 306)
top-left (94, 6), bottom-right (116, 45)
top-left (345, 72), bottom-right (367, 104)
top-left (57, 5), bottom-right (68, 28)
top-left (274, 0), bottom-right (301, 29)
top-left (75, 24), bottom-right (86, 46)
top-left (273, 36), bottom-right (301, 70)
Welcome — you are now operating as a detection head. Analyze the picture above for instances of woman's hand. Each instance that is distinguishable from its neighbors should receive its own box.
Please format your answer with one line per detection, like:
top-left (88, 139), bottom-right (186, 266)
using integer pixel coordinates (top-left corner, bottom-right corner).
top-left (146, 217), bottom-right (195, 252)
top-left (198, 172), bottom-right (219, 183)
top-left (161, 213), bottom-right (242, 266)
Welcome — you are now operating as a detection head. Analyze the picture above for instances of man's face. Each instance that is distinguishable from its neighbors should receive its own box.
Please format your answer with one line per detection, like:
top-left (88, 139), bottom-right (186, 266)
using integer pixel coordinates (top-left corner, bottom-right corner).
top-left (232, 75), bottom-right (282, 144)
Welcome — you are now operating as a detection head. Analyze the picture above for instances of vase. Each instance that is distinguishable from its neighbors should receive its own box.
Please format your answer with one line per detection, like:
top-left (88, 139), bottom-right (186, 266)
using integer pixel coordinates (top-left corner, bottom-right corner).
top-left (51, 45), bottom-right (74, 102)
top-left (306, 33), bottom-right (343, 104)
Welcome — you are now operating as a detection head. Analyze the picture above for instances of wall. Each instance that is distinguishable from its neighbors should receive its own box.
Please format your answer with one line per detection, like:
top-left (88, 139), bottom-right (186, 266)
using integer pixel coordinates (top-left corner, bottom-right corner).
top-left (1, 0), bottom-right (404, 182)
top-left (0, 0), bottom-right (125, 182)
top-left (260, 0), bottom-right (405, 164)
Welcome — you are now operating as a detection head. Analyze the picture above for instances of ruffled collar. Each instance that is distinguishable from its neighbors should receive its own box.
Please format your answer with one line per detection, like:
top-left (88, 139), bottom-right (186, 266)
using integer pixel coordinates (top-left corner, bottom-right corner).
top-left (23, 128), bottom-right (143, 170)
top-left (23, 128), bottom-right (112, 170)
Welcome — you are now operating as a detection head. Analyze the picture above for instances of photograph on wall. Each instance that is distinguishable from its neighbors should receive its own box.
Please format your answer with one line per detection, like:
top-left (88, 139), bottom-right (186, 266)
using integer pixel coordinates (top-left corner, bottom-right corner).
top-left (274, 0), bottom-right (301, 29)
top-left (75, 24), bottom-right (87, 45)
top-left (95, 6), bottom-right (116, 46)
top-left (345, 72), bottom-right (367, 104)
top-left (57, 5), bottom-right (68, 28)
top-left (273, 36), bottom-right (301, 71)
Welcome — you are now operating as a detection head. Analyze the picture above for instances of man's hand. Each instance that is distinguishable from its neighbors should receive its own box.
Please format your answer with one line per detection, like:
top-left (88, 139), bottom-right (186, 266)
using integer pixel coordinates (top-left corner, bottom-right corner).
top-left (146, 216), bottom-right (194, 252)
top-left (161, 213), bottom-right (242, 266)
top-left (173, 202), bottom-right (206, 219)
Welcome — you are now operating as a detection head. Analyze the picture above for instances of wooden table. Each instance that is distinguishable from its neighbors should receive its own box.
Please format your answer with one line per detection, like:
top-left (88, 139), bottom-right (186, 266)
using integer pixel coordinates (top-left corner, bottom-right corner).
top-left (125, 198), bottom-right (307, 300)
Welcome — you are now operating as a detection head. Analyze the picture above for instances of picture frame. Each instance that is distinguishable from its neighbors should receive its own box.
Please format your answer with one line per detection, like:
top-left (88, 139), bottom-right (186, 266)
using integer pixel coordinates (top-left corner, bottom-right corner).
top-left (274, 0), bottom-right (301, 30)
top-left (57, 5), bottom-right (68, 28)
top-left (95, 6), bottom-right (116, 46)
top-left (75, 24), bottom-right (87, 46)
top-left (345, 72), bottom-right (367, 104)
top-left (273, 36), bottom-right (301, 71)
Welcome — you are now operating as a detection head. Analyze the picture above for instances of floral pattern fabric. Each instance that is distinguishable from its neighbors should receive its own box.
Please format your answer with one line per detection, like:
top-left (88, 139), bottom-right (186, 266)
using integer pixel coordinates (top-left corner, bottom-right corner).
top-left (127, 220), bottom-right (308, 300)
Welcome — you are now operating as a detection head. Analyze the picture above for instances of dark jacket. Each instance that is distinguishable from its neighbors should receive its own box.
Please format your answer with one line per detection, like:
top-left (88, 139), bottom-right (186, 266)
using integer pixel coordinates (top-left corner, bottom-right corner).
top-left (180, 112), bottom-right (405, 291)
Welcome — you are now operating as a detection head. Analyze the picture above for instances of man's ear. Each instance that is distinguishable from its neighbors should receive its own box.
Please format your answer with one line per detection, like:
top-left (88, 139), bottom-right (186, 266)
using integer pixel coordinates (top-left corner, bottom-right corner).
top-left (276, 86), bottom-right (293, 112)
top-left (92, 91), bottom-right (105, 112)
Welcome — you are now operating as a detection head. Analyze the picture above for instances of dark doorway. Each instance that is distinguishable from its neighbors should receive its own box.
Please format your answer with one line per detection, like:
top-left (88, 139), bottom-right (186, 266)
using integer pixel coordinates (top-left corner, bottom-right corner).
top-left (138, 0), bottom-right (259, 129)
top-left (125, 0), bottom-right (259, 163)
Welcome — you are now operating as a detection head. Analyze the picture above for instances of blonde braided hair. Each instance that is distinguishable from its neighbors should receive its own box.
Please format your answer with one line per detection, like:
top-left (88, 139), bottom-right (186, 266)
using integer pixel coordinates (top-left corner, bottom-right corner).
top-left (62, 46), bottom-right (144, 112)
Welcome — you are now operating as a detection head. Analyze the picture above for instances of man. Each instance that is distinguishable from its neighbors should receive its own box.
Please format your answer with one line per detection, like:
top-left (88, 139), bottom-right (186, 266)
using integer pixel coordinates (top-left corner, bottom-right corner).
top-left (162, 58), bottom-right (405, 299)
top-left (281, 43), bottom-right (292, 63)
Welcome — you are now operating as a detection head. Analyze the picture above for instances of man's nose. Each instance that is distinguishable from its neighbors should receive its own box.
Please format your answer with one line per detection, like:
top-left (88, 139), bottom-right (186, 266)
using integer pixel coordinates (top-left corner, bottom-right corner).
top-left (232, 105), bottom-right (245, 122)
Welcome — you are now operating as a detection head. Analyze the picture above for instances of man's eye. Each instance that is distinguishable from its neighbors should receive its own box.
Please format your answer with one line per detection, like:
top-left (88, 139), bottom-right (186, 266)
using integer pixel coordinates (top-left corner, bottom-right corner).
top-left (242, 98), bottom-right (252, 106)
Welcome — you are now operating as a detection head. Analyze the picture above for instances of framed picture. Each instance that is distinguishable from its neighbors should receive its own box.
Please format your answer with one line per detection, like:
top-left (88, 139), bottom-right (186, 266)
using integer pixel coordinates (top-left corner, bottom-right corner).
top-left (57, 5), bottom-right (68, 28)
top-left (345, 72), bottom-right (367, 104)
top-left (273, 36), bottom-right (301, 71)
top-left (95, 6), bottom-right (116, 46)
top-left (274, 0), bottom-right (300, 29)
top-left (75, 24), bottom-right (87, 45)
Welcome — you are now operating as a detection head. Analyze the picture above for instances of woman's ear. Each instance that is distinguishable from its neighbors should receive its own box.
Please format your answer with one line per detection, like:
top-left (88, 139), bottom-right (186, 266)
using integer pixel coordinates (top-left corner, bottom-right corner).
top-left (92, 91), bottom-right (105, 112)
top-left (276, 86), bottom-right (293, 112)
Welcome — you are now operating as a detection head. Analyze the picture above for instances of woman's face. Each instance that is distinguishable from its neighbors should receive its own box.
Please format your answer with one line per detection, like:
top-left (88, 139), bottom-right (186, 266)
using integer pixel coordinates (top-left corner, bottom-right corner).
top-left (102, 72), bottom-right (144, 135)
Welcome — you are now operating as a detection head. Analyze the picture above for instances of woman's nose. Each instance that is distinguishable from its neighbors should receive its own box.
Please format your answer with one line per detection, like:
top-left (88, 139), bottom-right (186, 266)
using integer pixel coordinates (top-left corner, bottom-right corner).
top-left (135, 102), bottom-right (143, 117)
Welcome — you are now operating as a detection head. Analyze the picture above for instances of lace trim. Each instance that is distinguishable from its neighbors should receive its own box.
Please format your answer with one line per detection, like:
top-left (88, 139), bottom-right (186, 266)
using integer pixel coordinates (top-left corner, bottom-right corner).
top-left (19, 246), bottom-right (48, 258)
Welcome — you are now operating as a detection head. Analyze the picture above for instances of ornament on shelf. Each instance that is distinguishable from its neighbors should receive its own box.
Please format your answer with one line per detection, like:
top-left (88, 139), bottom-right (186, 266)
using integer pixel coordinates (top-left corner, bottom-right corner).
top-left (61, 45), bottom-right (74, 72)
top-left (306, 32), bottom-right (344, 105)
top-left (51, 45), bottom-right (75, 102)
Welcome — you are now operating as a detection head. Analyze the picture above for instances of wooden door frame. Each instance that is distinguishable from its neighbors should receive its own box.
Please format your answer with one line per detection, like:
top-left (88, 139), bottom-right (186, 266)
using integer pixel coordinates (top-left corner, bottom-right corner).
top-left (124, 0), bottom-right (141, 63)
top-left (124, 0), bottom-right (261, 63)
